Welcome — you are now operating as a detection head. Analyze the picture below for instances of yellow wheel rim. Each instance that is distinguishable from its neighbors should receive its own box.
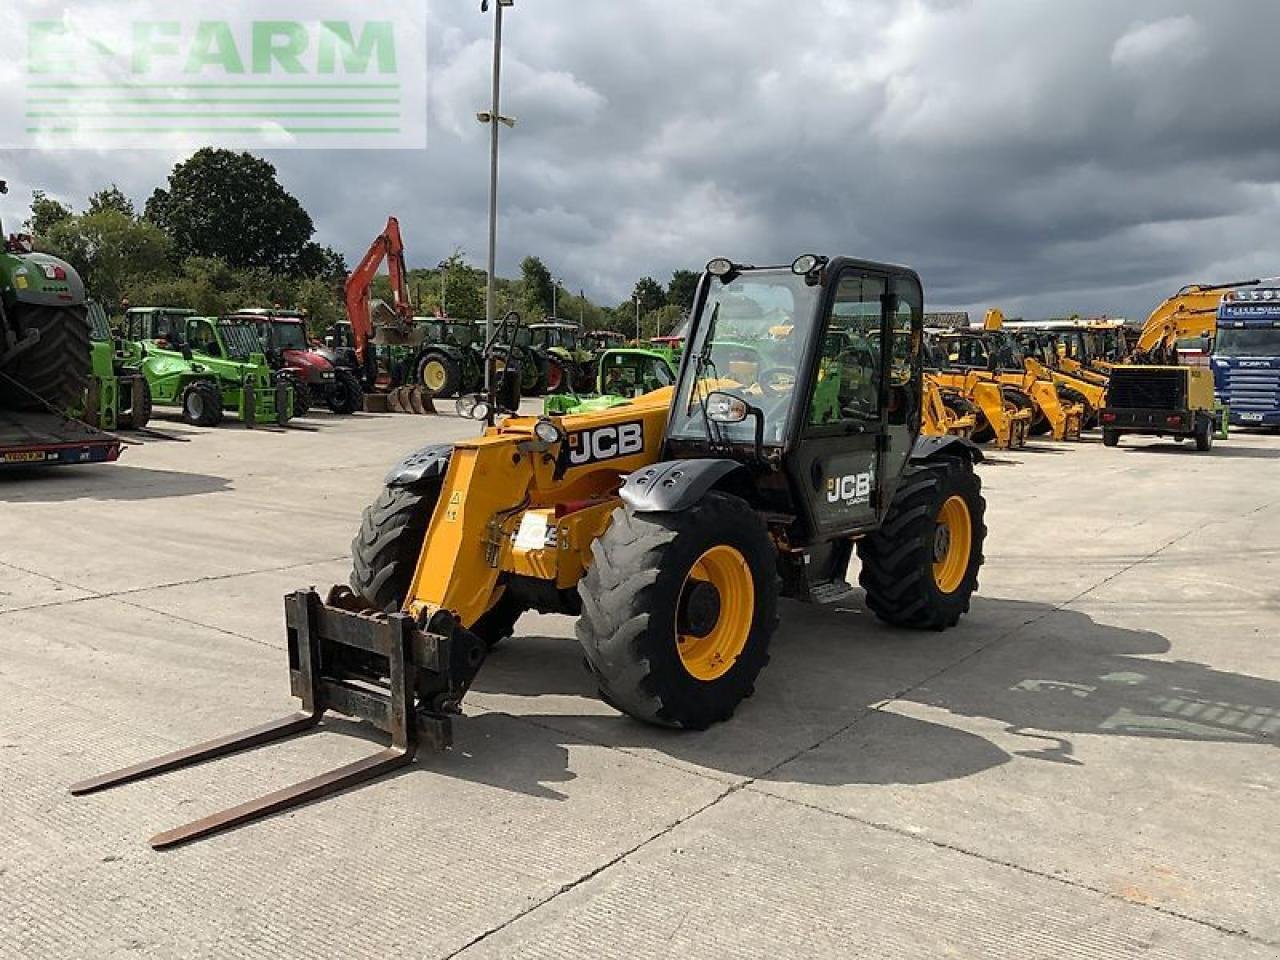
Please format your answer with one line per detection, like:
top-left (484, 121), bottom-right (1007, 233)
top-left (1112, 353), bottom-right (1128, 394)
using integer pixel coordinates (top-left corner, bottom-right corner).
top-left (932, 495), bottom-right (972, 594)
top-left (676, 545), bottom-right (754, 681)
top-left (423, 360), bottom-right (447, 391)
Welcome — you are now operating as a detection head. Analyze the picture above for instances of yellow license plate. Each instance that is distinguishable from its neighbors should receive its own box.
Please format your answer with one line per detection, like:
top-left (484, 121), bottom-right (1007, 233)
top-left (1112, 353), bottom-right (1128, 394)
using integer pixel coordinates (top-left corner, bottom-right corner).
top-left (4, 451), bottom-right (47, 463)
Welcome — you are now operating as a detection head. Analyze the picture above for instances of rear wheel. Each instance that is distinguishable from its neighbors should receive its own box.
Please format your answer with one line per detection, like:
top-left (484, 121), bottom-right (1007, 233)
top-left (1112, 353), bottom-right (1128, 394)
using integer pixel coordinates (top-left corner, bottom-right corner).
top-left (1102, 428), bottom-right (1119, 447)
top-left (576, 492), bottom-right (779, 729)
top-left (180, 380), bottom-right (223, 427)
top-left (326, 368), bottom-right (363, 414)
top-left (1194, 418), bottom-right (1214, 452)
top-left (857, 459), bottom-right (985, 630)
top-left (418, 352), bottom-right (461, 398)
top-left (350, 482), bottom-right (519, 646)
top-left (0, 304), bottom-right (91, 410)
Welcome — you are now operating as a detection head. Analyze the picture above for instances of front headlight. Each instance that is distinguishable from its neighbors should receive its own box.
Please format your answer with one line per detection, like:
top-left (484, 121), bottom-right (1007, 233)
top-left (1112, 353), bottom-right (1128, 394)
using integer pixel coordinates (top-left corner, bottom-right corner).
top-left (533, 418), bottom-right (562, 444)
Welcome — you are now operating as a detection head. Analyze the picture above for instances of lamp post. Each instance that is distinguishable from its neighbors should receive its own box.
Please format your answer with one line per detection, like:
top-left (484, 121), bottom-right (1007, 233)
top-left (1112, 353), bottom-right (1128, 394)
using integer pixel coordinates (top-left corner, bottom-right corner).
top-left (479, 0), bottom-right (515, 399)
top-left (552, 276), bottom-right (562, 319)
top-left (634, 296), bottom-right (640, 342)
top-left (436, 259), bottom-right (449, 316)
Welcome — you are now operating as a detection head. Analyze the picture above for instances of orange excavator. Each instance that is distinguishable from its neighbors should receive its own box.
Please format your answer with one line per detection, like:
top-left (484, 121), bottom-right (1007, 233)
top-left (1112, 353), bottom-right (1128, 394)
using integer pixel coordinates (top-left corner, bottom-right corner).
top-left (333, 217), bottom-right (439, 413)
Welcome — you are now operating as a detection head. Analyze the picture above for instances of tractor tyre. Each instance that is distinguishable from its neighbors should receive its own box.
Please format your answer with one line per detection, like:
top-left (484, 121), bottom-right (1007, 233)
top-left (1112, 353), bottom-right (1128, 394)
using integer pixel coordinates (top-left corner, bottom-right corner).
top-left (418, 352), bottom-right (462, 398)
top-left (118, 376), bottom-right (152, 430)
top-left (1102, 428), bottom-right (1120, 447)
top-left (290, 379), bottom-right (312, 417)
top-left (1194, 418), bottom-right (1214, 452)
top-left (326, 368), bottom-right (363, 414)
top-left (350, 483), bottom-right (521, 646)
top-left (856, 458), bottom-right (985, 631)
top-left (0, 304), bottom-right (91, 410)
top-left (180, 380), bottom-right (224, 427)
top-left (576, 492), bottom-right (780, 729)
top-left (522, 358), bottom-right (546, 397)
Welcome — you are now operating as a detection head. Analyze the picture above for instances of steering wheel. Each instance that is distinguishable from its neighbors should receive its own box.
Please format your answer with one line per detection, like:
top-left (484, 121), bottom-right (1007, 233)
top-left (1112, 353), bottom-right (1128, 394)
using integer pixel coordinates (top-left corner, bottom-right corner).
top-left (755, 366), bottom-right (796, 397)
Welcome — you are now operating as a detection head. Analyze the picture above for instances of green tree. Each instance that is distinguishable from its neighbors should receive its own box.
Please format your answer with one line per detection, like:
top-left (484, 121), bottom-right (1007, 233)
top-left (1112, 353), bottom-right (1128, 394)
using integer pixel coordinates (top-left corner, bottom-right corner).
top-left (41, 210), bottom-right (173, 310)
top-left (26, 190), bottom-right (73, 237)
top-left (297, 242), bottom-right (348, 282)
top-left (666, 269), bottom-right (699, 310)
top-left (86, 185), bottom-right (135, 218)
top-left (519, 255), bottom-right (555, 319)
top-left (440, 251), bottom-right (486, 320)
top-left (145, 148), bottom-right (315, 274)
top-left (632, 276), bottom-right (665, 316)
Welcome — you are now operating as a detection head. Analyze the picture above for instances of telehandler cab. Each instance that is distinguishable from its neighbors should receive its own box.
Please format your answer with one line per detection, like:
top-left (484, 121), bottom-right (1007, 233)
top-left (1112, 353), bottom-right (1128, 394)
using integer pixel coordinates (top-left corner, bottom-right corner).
top-left (74, 255), bottom-right (987, 848)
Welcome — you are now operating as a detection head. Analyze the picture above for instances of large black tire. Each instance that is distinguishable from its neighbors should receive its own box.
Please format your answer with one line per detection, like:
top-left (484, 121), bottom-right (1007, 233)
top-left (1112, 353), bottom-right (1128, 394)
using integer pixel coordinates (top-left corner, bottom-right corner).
top-left (576, 492), bottom-right (780, 729)
top-left (856, 459), bottom-right (985, 631)
top-left (180, 379), bottom-right (224, 427)
top-left (0, 304), bottom-right (91, 410)
top-left (350, 483), bottom-right (520, 646)
top-left (280, 374), bottom-right (311, 417)
top-left (1102, 428), bottom-right (1119, 447)
top-left (326, 368), bottom-right (363, 414)
top-left (417, 351), bottom-right (462, 398)
top-left (1194, 418), bottom-right (1214, 452)
top-left (522, 356), bottom-right (546, 396)
top-left (117, 376), bottom-right (152, 430)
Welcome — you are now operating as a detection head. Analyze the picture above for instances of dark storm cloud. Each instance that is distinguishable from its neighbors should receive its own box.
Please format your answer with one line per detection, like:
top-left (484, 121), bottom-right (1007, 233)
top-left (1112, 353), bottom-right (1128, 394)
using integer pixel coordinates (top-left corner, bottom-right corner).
top-left (8, 0), bottom-right (1280, 320)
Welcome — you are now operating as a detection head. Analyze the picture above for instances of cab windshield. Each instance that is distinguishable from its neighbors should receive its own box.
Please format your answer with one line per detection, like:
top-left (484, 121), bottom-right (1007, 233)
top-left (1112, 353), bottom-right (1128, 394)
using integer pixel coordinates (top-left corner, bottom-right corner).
top-left (668, 269), bottom-right (819, 446)
top-left (539, 327), bottom-right (575, 349)
top-left (269, 321), bottom-right (309, 350)
top-left (1216, 326), bottom-right (1280, 358)
top-left (444, 323), bottom-right (474, 347)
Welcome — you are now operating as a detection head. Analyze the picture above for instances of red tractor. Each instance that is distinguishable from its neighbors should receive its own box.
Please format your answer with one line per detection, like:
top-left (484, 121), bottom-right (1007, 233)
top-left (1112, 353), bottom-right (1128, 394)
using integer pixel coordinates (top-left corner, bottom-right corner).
top-left (233, 308), bottom-right (363, 415)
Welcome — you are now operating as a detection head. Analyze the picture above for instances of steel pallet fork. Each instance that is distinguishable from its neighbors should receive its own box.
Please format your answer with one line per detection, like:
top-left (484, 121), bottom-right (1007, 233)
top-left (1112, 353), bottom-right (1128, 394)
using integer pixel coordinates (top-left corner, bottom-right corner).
top-left (70, 590), bottom-right (488, 849)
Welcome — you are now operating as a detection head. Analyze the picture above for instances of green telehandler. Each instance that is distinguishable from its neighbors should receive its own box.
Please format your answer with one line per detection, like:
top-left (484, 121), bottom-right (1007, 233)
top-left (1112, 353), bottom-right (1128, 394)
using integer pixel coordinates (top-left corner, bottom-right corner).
top-left (120, 308), bottom-right (292, 427)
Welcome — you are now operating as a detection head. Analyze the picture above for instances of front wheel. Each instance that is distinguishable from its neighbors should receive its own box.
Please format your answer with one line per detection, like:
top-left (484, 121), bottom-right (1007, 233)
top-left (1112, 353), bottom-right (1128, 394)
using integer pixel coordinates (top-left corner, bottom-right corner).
top-left (576, 492), bottom-right (780, 729)
top-left (180, 380), bottom-right (224, 427)
top-left (1195, 418), bottom-right (1214, 452)
top-left (418, 352), bottom-right (462, 398)
top-left (326, 369), bottom-right (363, 414)
top-left (857, 459), bottom-right (985, 630)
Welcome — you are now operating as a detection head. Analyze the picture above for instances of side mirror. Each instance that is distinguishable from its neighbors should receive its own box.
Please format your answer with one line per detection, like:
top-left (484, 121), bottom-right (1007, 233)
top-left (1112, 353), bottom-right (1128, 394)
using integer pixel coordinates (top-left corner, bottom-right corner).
top-left (181, 345), bottom-right (193, 361)
top-left (705, 391), bottom-right (749, 423)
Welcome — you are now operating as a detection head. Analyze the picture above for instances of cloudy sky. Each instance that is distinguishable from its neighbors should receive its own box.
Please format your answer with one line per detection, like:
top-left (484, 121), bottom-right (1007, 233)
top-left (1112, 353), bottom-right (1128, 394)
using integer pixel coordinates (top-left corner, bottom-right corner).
top-left (6, 0), bottom-right (1280, 320)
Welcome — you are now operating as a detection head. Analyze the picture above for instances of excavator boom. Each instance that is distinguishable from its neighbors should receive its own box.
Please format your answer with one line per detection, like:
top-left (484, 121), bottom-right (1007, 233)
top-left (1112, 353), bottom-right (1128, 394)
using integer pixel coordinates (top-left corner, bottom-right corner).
top-left (344, 217), bottom-right (415, 366)
top-left (1134, 280), bottom-right (1262, 362)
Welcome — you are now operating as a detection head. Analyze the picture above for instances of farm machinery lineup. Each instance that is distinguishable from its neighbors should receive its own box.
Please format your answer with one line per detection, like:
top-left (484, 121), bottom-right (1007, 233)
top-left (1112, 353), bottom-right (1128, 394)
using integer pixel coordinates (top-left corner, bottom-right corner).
top-left (120, 308), bottom-right (293, 427)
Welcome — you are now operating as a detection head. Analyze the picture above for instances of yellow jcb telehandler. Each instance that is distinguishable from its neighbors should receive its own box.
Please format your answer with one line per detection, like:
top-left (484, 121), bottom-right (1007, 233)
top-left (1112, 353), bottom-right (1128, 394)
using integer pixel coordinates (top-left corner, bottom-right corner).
top-left (73, 255), bottom-right (988, 848)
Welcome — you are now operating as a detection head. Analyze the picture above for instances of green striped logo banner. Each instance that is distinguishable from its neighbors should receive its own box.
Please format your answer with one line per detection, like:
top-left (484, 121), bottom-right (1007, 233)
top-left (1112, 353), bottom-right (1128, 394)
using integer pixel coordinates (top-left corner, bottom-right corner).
top-left (11, 0), bottom-right (428, 149)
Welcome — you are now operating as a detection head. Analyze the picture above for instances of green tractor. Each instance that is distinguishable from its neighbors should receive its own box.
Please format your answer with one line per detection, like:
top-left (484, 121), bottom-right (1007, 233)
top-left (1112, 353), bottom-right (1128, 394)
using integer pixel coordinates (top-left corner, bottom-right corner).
top-left (414, 318), bottom-right (483, 398)
top-left (527, 320), bottom-right (594, 394)
top-left (80, 301), bottom-right (150, 431)
top-left (543, 347), bottom-right (677, 415)
top-left (121, 307), bottom-right (292, 427)
top-left (0, 180), bottom-right (91, 412)
top-left (475, 318), bottom-right (544, 396)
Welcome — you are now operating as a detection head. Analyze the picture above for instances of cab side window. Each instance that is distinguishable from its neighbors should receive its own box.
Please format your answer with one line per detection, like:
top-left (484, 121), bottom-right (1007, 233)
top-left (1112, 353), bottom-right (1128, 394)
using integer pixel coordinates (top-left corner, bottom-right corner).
top-left (808, 273), bottom-right (884, 427)
top-left (187, 319), bottom-right (220, 357)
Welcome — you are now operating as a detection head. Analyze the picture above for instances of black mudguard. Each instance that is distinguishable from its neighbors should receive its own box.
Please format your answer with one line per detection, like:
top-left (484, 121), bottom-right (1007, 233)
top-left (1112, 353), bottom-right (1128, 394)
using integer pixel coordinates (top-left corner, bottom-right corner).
top-left (385, 443), bottom-right (453, 488)
top-left (909, 435), bottom-right (984, 465)
top-left (619, 458), bottom-right (745, 513)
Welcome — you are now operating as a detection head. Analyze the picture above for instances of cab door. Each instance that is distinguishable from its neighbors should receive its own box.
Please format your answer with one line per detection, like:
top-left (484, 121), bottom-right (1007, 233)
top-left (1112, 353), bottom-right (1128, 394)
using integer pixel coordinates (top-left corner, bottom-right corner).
top-left (786, 267), bottom-right (923, 542)
top-left (786, 267), bottom-right (889, 539)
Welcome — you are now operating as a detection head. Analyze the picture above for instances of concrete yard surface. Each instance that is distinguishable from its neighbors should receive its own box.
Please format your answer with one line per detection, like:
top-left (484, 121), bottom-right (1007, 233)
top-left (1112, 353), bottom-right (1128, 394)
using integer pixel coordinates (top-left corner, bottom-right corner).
top-left (2, 409), bottom-right (1277, 959)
